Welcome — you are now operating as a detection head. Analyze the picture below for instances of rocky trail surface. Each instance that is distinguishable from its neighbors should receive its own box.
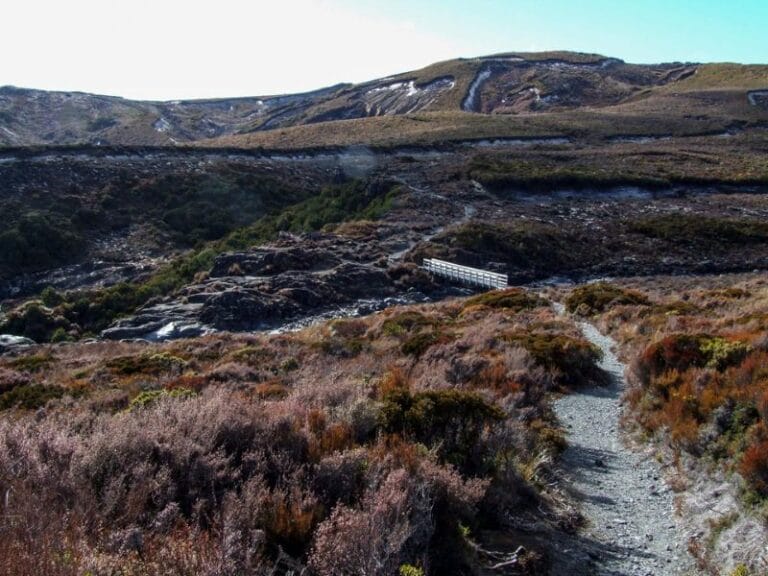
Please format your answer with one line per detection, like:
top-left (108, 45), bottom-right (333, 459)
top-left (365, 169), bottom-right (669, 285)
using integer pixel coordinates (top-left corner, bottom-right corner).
top-left (552, 308), bottom-right (702, 575)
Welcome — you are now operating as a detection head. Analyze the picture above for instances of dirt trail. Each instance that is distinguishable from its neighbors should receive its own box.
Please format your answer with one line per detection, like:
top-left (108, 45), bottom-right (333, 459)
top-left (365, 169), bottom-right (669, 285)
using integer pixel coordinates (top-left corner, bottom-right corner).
top-left (552, 306), bottom-right (702, 575)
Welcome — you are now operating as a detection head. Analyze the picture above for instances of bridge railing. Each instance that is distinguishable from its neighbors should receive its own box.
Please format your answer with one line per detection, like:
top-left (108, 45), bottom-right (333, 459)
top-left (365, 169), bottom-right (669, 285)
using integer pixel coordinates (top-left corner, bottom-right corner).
top-left (422, 258), bottom-right (508, 290)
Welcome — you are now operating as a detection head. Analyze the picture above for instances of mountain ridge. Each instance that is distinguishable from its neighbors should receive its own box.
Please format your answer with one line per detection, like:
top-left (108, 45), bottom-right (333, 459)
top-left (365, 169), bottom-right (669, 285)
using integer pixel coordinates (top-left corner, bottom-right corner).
top-left (2, 50), bottom-right (765, 148)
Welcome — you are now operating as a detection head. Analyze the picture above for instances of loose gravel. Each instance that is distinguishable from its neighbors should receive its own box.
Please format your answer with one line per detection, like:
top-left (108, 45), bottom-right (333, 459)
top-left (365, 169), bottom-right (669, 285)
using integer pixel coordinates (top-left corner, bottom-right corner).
top-left (553, 314), bottom-right (703, 576)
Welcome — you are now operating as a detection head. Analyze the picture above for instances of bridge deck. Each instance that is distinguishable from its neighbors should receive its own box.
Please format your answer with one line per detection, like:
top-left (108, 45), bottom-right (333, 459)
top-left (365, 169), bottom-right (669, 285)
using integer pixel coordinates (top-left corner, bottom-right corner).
top-left (422, 258), bottom-right (507, 290)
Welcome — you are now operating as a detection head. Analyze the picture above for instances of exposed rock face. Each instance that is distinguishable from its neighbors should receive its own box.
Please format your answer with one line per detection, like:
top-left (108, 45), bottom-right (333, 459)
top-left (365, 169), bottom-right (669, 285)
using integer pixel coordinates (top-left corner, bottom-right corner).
top-left (101, 302), bottom-right (213, 341)
top-left (199, 291), bottom-right (285, 331)
top-left (209, 247), bottom-right (341, 277)
top-left (101, 233), bottom-right (436, 339)
top-left (198, 259), bottom-right (396, 331)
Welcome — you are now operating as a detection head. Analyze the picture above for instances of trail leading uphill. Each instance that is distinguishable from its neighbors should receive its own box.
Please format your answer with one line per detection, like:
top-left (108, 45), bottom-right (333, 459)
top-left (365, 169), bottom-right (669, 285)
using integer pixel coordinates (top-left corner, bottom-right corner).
top-left (552, 307), bottom-right (702, 575)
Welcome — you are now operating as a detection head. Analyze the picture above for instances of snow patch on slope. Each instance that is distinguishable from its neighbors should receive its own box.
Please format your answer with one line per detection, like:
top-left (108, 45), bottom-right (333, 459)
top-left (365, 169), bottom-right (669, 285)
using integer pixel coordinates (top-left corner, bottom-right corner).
top-left (367, 77), bottom-right (455, 97)
top-left (153, 117), bottom-right (172, 133)
top-left (462, 68), bottom-right (492, 112)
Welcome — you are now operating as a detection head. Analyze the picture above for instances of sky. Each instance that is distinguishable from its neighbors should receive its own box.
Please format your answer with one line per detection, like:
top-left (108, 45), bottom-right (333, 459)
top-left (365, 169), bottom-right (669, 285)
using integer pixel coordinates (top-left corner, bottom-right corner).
top-left (1, 0), bottom-right (766, 101)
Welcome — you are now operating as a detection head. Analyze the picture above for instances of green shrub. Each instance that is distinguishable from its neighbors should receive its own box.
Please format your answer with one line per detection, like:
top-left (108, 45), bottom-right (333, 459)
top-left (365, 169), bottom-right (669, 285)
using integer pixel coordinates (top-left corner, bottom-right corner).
top-left (40, 286), bottom-right (64, 308)
top-left (0, 211), bottom-right (84, 274)
top-left (270, 180), bottom-right (399, 233)
top-left (639, 334), bottom-right (749, 383)
top-left (380, 388), bottom-right (504, 469)
top-left (504, 332), bottom-right (603, 387)
top-left (0, 384), bottom-right (65, 410)
top-left (729, 564), bottom-right (750, 576)
top-left (401, 331), bottom-right (440, 357)
top-left (314, 336), bottom-right (365, 358)
top-left (566, 283), bottom-right (649, 315)
top-left (0, 302), bottom-right (70, 342)
top-left (382, 311), bottom-right (436, 336)
top-left (281, 358), bottom-right (300, 372)
top-left (399, 565), bottom-right (425, 576)
top-left (50, 327), bottom-right (73, 343)
top-left (128, 387), bottom-right (197, 411)
top-left (464, 288), bottom-right (546, 312)
top-left (469, 156), bottom-right (668, 191)
top-left (701, 338), bottom-right (750, 370)
top-left (445, 221), bottom-right (576, 273)
top-left (106, 352), bottom-right (187, 376)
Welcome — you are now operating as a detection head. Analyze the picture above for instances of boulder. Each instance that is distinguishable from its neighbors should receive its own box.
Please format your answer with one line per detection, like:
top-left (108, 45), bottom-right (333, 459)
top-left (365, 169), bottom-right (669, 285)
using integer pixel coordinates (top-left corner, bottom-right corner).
top-left (0, 334), bottom-right (36, 354)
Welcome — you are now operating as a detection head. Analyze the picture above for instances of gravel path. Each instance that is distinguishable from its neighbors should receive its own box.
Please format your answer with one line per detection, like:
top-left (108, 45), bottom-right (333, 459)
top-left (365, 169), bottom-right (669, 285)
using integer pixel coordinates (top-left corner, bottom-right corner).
top-left (552, 311), bottom-right (702, 576)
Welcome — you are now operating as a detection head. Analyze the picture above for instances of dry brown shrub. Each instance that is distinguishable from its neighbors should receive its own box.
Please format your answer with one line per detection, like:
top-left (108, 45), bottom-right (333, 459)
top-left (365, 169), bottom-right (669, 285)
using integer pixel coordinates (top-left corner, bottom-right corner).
top-left (378, 365), bottom-right (410, 398)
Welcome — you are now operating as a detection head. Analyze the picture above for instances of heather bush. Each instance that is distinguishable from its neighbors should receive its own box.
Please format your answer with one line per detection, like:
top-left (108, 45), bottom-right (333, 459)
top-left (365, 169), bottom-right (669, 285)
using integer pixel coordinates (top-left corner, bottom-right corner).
top-left (7, 352), bottom-right (53, 373)
top-left (0, 367), bottom-right (29, 394)
top-left (587, 278), bottom-right (768, 508)
top-left (313, 449), bottom-right (369, 509)
top-left (309, 468), bottom-right (432, 576)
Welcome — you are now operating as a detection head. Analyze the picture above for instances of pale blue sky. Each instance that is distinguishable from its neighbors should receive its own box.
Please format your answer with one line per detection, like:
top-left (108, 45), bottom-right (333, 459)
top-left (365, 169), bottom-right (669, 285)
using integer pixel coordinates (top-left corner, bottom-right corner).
top-left (1, 0), bottom-right (765, 100)
top-left (342, 0), bottom-right (768, 65)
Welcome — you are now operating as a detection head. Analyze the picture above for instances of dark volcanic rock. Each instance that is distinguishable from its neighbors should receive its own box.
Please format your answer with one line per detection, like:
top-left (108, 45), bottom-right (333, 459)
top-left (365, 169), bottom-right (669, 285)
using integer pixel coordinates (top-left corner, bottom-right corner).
top-left (101, 302), bottom-right (213, 341)
top-left (324, 263), bottom-right (394, 299)
top-left (209, 247), bottom-right (341, 278)
top-left (199, 290), bottom-right (293, 331)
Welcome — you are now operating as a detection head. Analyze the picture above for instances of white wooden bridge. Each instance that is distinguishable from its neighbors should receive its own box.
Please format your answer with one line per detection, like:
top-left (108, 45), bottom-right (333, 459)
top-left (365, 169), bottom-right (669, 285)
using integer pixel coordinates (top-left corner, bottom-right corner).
top-left (422, 258), bottom-right (508, 289)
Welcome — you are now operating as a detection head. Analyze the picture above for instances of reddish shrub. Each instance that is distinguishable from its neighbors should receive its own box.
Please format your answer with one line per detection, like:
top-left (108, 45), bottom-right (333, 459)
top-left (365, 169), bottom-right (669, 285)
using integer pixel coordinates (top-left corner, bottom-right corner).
top-left (378, 366), bottom-right (410, 398)
top-left (638, 334), bottom-right (709, 382)
top-left (164, 374), bottom-right (208, 393)
top-left (740, 438), bottom-right (768, 496)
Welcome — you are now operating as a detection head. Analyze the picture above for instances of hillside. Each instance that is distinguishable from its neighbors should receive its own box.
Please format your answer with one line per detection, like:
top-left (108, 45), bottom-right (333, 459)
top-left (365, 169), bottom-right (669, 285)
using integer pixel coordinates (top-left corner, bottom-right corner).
top-left (2, 52), bottom-right (766, 148)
